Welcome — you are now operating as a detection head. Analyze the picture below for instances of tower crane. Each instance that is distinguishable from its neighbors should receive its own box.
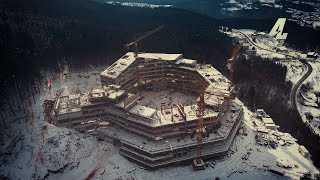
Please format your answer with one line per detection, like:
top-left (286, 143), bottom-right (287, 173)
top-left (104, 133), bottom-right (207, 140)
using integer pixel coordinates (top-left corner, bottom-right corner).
top-left (168, 76), bottom-right (222, 169)
top-left (125, 25), bottom-right (165, 57)
top-left (170, 69), bottom-right (236, 170)
top-left (195, 90), bottom-right (205, 168)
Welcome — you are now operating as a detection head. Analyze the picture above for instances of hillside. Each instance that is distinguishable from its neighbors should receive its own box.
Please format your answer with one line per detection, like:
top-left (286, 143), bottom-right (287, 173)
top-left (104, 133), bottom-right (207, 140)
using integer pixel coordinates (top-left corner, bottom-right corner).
top-left (97, 0), bottom-right (320, 51)
top-left (0, 0), bottom-right (234, 85)
top-left (218, 18), bottom-right (320, 52)
top-left (234, 54), bottom-right (320, 168)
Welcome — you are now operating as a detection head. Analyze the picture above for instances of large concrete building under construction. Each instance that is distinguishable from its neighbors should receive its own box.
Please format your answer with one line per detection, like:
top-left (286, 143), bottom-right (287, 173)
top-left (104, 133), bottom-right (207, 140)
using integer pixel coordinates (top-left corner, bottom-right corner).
top-left (52, 52), bottom-right (243, 169)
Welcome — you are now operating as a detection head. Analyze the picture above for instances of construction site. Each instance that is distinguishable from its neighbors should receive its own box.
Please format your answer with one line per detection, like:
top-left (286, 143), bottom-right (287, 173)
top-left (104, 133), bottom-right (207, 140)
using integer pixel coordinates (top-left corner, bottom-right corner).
top-left (42, 26), bottom-right (243, 170)
top-left (1, 25), bottom-right (319, 179)
top-left (2, 0), bottom-right (320, 178)
top-left (49, 50), bottom-right (243, 169)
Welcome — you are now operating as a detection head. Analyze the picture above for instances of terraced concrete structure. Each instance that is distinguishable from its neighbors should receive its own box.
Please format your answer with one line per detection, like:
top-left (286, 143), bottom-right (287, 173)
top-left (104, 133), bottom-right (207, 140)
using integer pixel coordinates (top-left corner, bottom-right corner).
top-left (52, 52), bottom-right (243, 168)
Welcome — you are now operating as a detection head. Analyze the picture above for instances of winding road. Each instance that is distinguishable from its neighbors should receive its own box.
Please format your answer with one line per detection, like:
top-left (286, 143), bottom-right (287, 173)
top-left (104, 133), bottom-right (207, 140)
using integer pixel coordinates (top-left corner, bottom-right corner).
top-left (233, 30), bottom-right (313, 117)
top-left (290, 62), bottom-right (312, 110)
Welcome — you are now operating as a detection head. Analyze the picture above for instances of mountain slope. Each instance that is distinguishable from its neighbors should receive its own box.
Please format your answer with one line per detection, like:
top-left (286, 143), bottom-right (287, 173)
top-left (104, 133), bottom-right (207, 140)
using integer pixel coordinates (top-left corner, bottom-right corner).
top-left (96, 0), bottom-right (320, 51)
top-left (0, 0), bottom-right (234, 83)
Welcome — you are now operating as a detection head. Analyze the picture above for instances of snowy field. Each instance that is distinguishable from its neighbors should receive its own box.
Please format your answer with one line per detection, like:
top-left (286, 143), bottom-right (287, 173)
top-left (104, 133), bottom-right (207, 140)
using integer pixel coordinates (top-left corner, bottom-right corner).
top-left (1, 62), bottom-right (319, 179)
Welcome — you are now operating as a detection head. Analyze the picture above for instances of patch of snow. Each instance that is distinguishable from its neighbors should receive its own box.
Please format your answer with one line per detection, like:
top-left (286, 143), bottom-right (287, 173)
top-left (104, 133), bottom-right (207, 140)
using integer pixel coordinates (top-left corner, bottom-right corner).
top-left (274, 4), bottom-right (283, 9)
top-left (259, 0), bottom-right (275, 3)
top-left (104, 1), bottom-right (173, 9)
top-left (313, 21), bottom-right (320, 28)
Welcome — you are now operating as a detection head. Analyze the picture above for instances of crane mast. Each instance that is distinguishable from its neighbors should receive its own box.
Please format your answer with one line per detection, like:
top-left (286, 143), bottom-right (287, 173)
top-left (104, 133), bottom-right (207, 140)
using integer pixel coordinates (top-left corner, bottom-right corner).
top-left (196, 91), bottom-right (205, 163)
top-left (170, 75), bottom-right (235, 166)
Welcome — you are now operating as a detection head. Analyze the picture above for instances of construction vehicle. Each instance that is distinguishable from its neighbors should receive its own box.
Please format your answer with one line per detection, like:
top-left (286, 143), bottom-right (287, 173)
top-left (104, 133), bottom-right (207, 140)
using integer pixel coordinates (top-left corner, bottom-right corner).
top-left (125, 25), bottom-right (165, 57)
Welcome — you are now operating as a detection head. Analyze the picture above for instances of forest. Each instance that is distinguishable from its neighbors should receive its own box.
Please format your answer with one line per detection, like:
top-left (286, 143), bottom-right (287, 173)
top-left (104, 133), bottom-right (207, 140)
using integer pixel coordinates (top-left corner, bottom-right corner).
top-left (0, 0), bottom-right (236, 136)
top-left (234, 54), bottom-right (320, 168)
top-left (0, 0), bottom-right (234, 81)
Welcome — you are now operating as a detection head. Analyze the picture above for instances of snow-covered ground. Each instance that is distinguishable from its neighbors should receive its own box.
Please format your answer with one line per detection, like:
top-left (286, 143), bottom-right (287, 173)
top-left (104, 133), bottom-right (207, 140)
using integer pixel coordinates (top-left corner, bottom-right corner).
top-left (228, 29), bottom-right (320, 138)
top-left (0, 64), bottom-right (114, 179)
top-left (222, 27), bottom-right (320, 136)
top-left (101, 1), bottom-right (172, 8)
top-left (1, 61), bottom-right (319, 179)
top-left (299, 61), bottom-right (320, 136)
top-left (221, 0), bottom-right (320, 30)
top-left (221, 28), bottom-right (307, 84)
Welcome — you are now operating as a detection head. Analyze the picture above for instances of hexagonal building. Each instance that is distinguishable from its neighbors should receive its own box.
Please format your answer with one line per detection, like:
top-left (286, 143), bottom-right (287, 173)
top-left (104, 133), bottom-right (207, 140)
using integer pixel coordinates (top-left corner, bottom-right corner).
top-left (52, 52), bottom-right (243, 169)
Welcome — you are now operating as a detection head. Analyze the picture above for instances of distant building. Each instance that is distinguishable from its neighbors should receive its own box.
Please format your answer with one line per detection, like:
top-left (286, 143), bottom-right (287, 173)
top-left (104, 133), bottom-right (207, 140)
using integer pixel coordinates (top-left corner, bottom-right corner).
top-left (247, 48), bottom-right (256, 56)
top-left (262, 117), bottom-right (274, 125)
top-left (262, 117), bottom-right (276, 130)
top-left (298, 145), bottom-right (310, 157)
top-left (256, 109), bottom-right (276, 130)
top-left (256, 109), bottom-right (265, 116)
top-left (242, 43), bottom-right (250, 48)
top-left (256, 109), bottom-right (270, 118)
top-left (265, 123), bottom-right (277, 130)
top-left (307, 52), bottom-right (318, 60)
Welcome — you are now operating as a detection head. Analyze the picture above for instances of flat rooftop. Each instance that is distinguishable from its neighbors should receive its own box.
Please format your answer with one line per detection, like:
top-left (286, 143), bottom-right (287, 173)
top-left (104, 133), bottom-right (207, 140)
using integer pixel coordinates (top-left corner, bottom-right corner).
top-left (100, 52), bottom-right (233, 98)
top-left (262, 117), bottom-right (274, 124)
top-left (195, 65), bottom-right (231, 91)
top-left (100, 52), bottom-right (183, 79)
top-left (176, 58), bottom-right (197, 65)
top-left (55, 85), bottom-right (126, 115)
top-left (90, 86), bottom-right (125, 100)
top-left (128, 105), bottom-right (157, 119)
top-left (137, 52), bottom-right (182, 61)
